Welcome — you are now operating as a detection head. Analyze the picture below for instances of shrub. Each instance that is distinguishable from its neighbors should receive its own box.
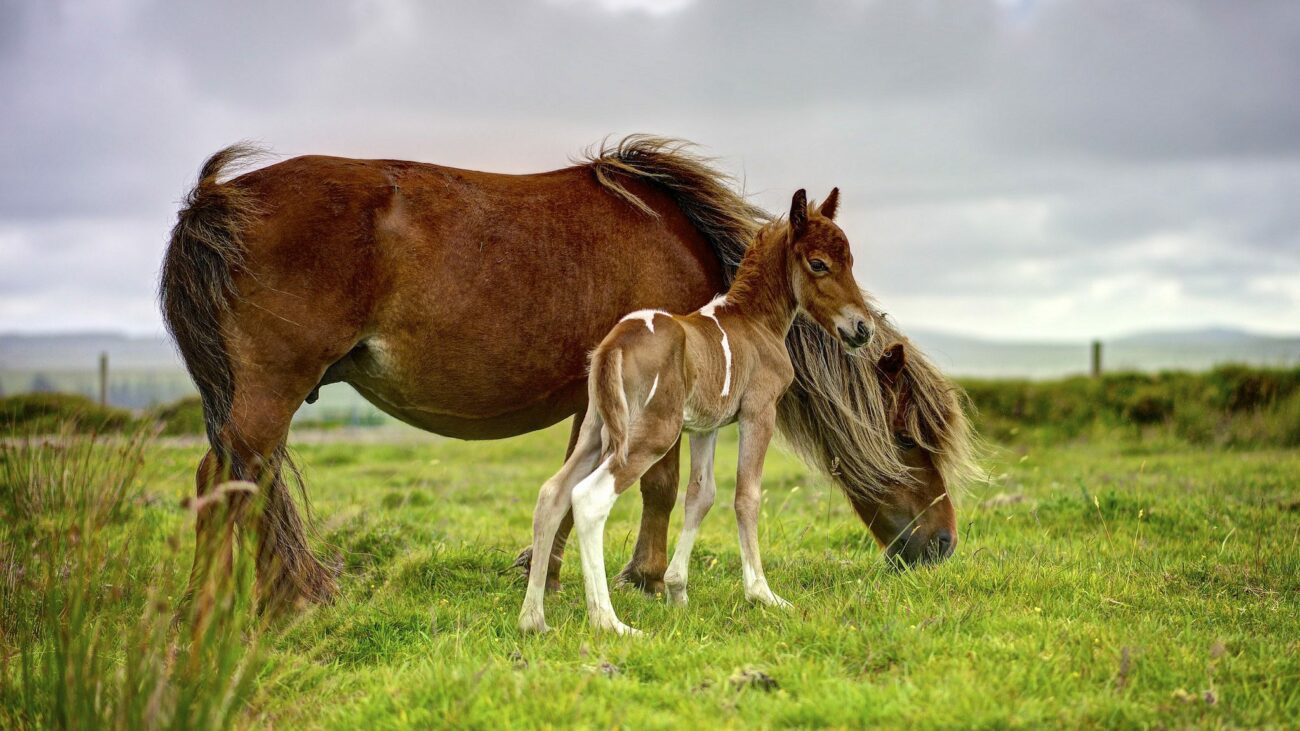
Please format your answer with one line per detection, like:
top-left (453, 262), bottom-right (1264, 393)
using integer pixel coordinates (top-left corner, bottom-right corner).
top-left (961, 365), bottom-right (1300, 448)
top-left (1123, 385), bottom-right (1174, 425)
top-left (147, 396), bottom-right (207, 435)
top-left (0, 393), bottom-right (135, 435)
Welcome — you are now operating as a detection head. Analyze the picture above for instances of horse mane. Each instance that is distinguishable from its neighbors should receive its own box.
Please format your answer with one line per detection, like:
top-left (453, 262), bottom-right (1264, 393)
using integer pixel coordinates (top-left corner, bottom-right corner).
top-left (580, 135), bottom-right (768, 278)
top-left (582, 135), bottom-right (984, 498)
top-left (882, 330), bottom-right (987, 497)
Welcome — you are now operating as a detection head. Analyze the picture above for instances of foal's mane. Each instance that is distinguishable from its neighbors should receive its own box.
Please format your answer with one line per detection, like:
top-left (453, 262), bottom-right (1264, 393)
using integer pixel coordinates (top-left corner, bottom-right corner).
top-left (583, 135), bottom-right (983, 498)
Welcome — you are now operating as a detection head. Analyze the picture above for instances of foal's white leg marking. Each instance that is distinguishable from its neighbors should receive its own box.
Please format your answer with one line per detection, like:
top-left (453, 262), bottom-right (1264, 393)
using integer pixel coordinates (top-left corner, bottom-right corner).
top-left (664, 430), bottom-right (718, 606)
top-left (620, 309), bottom-right (665, 334)
top-left (644, 373), bottom-right (659, 407)
top-left (520, 414), bottom-right (602, 634)
top-left (699, 295), bottom-right (732, 398)
top-left (570, 458), bottom-right (640, 635)
top-left (520, 471), bottom-right (572, 633)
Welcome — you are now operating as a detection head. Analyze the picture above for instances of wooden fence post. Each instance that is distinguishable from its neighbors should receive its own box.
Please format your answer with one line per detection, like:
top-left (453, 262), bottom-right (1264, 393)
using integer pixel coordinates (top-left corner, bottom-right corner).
top-left (98, 352), bottom-right (109, 407)
top-left (1090, 340), bottom-right (1102, 378)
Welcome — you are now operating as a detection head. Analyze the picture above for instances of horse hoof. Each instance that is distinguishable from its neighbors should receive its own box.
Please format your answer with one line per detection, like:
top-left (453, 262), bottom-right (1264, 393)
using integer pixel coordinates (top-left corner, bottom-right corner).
top-left (512, 547), bottom-right (562, 593)
top-left (665, 580), bottom-right (688, 606)
top-left (512, 547), bottom-right (532, 572)
top-left (615, 564), bottom-right (665, 596)
top-left (609, 622), bottom-right (643, 637)
top-left (518, 612), bottom-right (551, 635)
top-left (746, 588), bottom-right (792, 609)
top-left (591, 614), bottom-right (642, 636)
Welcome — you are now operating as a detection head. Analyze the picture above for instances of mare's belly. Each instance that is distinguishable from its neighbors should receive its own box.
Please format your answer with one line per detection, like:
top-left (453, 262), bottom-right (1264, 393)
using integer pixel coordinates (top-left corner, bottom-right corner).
top-left (341, 334), bottom-right (589, 440)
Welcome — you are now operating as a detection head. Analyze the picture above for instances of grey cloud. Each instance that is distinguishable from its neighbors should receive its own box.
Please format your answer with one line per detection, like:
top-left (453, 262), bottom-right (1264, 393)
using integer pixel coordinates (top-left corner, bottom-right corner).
top-left (1, 0), bottom-right (1298, 338)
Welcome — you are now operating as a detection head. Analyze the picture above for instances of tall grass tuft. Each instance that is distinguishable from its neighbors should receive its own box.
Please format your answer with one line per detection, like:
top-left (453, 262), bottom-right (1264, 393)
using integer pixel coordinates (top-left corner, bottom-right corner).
top-left (0, 425), bottom-right (264, 730)
top-left (0, 423), bottom-right (152, 532)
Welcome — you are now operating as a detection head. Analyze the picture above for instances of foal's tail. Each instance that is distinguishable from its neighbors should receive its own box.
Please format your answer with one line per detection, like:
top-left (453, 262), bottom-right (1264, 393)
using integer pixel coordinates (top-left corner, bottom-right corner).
top-left (159, 144), bottom-right (264, 453)
top-left (590, 346), bottom-right (630, 468)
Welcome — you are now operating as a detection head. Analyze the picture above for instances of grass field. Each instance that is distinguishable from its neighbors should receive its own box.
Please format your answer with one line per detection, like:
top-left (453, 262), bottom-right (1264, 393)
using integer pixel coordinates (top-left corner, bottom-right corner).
top-left (3, 422), bottom-right (1298, 729)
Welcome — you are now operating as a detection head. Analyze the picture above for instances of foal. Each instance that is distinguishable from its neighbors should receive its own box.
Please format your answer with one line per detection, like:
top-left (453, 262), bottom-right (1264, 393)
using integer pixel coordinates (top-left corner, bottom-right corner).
top-left (520, 188), bottom-right (876, 635)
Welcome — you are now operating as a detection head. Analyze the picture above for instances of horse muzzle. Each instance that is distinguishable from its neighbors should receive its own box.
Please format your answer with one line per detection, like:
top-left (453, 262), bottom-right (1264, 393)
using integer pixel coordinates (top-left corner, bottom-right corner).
top-left (886, 528), bottom-right (956, 567)
top-left (837, 319), bottom-right (874, 350)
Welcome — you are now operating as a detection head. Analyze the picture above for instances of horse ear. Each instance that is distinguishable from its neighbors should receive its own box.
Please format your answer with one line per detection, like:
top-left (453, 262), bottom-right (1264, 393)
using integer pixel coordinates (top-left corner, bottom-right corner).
top-left (789, 189), bottom-right (808, 240)
top-left (877, 341), bottom-right (906, 384)
top-left (819, 187), bottom-right (840, 220)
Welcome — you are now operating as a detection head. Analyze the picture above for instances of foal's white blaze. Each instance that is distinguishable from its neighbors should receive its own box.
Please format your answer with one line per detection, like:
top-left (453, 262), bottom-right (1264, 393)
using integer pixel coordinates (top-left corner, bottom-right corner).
top-left (699, 295), bottom-right (732, 398)
top-left (644, 373), bottom-right (659, 406)
top-left (620, 309), bottom-right (665, 334)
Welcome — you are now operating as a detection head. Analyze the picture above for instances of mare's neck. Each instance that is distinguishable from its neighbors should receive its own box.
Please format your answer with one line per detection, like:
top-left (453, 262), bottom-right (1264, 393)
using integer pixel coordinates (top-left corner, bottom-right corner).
top-left (722, 234), bottom-right (797, 338)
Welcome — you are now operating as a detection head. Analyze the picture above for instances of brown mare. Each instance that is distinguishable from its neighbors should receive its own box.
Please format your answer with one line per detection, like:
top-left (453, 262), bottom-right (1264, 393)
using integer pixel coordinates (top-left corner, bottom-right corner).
top-left (520, 189), bottom-right (876, 634)
top-left (160, 136), bottom-right (979, 612)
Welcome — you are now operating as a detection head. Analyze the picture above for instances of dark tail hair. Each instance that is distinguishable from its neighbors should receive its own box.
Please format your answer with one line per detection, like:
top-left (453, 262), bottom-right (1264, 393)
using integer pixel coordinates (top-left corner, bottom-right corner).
top-left (584, 136), bottom-right (982, 499)
top-left (162, 145), bottom-right (337, 609)
top-left (159, 144), bottom-right (264, 452)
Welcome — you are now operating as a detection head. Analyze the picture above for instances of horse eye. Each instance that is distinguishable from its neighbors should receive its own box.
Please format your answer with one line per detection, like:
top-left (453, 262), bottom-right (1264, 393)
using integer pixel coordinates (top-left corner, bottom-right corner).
top-left (895, 432), bottom-right (917, 449)
top-left (809, 259), bottom-right (829, 273)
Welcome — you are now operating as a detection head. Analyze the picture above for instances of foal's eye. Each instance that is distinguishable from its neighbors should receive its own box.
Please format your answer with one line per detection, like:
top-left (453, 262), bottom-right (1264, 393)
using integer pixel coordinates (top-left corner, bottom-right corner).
top-left (894, 431), bottom-right (917, 449)
top-left (808, 259), bottom-right (829, 274)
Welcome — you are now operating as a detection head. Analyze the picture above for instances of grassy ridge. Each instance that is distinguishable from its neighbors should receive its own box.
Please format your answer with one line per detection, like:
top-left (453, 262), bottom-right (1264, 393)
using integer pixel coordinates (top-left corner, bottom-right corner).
top-left (3, 422), bottom-right (1297, 728)
top-left (967, 364), bottom-right (1300, 447)
top-left (8, 365), bottom-right (1300, 448)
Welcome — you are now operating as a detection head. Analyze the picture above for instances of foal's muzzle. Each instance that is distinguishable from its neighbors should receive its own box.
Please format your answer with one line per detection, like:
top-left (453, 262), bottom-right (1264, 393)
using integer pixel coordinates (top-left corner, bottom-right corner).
top-left (838, 319), bottom-right (874, 350)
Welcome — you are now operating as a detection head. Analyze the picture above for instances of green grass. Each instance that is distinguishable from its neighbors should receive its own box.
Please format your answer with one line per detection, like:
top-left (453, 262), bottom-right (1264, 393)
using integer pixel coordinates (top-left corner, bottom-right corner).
top-left (3, 424), bottom-right (1298, 728)
top-left (1, 427), bottom-right (262, 730)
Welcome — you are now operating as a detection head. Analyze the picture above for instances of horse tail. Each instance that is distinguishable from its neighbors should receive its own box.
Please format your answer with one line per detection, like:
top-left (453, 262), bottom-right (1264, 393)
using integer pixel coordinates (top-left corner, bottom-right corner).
top-left (590, 346), bottom-right (630, 468)
top-left (159, 143), bottom-right (265, 455)
top-left (585, 135), bottom-right (982, 500)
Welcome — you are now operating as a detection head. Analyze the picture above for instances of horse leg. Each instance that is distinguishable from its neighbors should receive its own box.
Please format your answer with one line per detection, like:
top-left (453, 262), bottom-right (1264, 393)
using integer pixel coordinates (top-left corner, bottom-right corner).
top-left (519, 406), bottom-right (603, 633)
top-left (513, 412), bottom-right (583, 591)
top-left (180, 448), bottom-right (235, 618)
top-left (571, 420), bottom-right (681, 635)
top-left (183, 359), bottom-right (339, 616)
top-left (663, 430), bottom-right (718, 606)
top-left (615, 439), bottom-right (680, 594)
top-left (735, 408), bottom-right (790, 608)
top-left (515, 412), bottom-right (678, 596)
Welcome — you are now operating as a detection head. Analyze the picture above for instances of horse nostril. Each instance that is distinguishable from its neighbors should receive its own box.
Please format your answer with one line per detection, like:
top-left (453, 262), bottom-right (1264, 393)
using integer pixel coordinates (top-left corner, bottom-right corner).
top-left (855, 320), bottom-right (873, 345)
top-left (931, 530), bottom-right (955, 559)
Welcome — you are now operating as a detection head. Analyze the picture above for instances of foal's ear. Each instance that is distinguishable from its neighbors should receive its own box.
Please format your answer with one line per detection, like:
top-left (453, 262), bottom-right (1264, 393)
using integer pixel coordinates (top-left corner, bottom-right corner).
top-left (819, 187), bottom-right (840, 220)
top-left (789, 189), bottom-right (808, 240)
top-left (877, 341), bottom-right (907, 384)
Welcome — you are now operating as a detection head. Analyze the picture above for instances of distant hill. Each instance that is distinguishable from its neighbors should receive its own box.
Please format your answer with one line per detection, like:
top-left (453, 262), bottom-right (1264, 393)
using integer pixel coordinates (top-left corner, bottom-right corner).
top-left (0, 332), bottom-right (181, 371)
top-left (3, 327), bottom-right (1299, 404)
top-left (896, 327), bottom-right (1300, 379)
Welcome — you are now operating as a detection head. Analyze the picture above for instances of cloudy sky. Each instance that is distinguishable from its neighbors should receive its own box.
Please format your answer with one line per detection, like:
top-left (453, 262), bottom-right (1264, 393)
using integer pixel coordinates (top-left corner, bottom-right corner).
top-left (2, 0), bottom-right (1298, 341)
